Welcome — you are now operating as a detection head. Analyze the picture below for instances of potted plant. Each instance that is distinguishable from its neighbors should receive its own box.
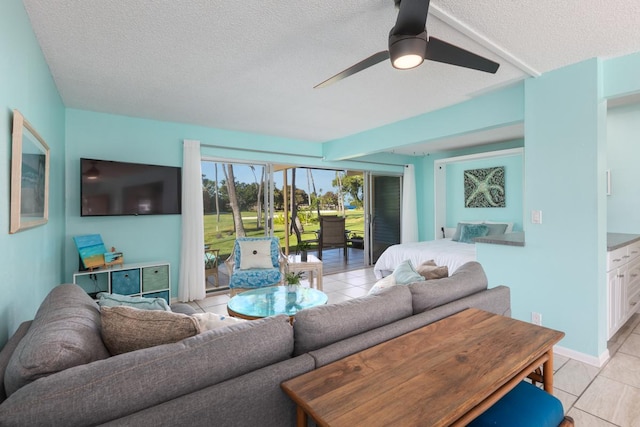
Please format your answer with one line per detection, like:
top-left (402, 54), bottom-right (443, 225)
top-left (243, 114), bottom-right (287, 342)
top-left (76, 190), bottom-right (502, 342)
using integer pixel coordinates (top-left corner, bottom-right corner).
top-left (284, 271), bottom-right (304, 291)
top-left (297, 241), bottom-right (311, 261)
top-left (349, 233), bottom-right (364, 249)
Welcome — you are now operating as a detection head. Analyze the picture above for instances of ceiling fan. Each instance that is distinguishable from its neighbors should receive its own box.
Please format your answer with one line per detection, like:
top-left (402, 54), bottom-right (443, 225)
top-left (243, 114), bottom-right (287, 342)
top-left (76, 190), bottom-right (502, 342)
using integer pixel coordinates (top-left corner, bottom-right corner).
top-left (314, 0), bottom-right (500, 88)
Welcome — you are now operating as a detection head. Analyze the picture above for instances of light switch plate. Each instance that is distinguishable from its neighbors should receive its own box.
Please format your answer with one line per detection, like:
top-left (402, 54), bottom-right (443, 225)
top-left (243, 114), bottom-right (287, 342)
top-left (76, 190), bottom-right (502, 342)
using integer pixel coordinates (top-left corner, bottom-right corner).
top-left (531, 210), bottom-right (542, 224)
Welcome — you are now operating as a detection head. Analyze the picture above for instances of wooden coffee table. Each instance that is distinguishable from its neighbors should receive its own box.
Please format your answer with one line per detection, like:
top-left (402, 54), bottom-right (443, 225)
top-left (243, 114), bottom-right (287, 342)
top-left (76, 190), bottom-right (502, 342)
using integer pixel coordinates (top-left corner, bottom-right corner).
top-left (227, 285), bottom-right (328, 320)
top-left (281, 308), bottom-right (564, 427)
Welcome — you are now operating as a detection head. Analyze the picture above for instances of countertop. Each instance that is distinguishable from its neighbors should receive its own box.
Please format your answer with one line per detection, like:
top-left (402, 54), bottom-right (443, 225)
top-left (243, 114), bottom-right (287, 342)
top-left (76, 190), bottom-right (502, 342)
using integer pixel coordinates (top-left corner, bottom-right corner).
top-left (475, 232), bottom-right (525, 247)
top-left (474, 231), bottom-right (640, 250)
top-left (608, 233), bottom-right (640, 251)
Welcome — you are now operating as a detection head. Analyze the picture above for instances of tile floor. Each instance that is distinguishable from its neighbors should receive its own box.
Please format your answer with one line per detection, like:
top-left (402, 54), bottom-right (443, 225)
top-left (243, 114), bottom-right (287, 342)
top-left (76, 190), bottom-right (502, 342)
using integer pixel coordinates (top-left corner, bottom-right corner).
top-left (192, 265), bottom-right (640, 426)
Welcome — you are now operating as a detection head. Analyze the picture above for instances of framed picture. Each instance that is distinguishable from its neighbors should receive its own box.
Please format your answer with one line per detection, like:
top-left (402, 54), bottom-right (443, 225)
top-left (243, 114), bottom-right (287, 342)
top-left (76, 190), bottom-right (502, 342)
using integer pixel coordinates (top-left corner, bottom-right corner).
top-left (10, 110), bottom-right (50, 234)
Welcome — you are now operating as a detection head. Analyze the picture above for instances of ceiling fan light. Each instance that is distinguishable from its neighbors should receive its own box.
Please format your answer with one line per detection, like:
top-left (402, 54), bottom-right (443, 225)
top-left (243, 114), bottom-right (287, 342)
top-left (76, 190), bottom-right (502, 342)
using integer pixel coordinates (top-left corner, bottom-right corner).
top-left (389, 32), bottom-right (427, 70)
top-left (393, 54), bottom-right (423, 69)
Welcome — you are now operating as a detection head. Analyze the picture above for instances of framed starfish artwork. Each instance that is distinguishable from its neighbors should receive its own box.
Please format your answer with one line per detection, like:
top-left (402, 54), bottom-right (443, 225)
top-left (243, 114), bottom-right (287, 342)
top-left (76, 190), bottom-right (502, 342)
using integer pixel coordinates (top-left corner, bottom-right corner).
top-left (464, 167), bottom-right (505, 208)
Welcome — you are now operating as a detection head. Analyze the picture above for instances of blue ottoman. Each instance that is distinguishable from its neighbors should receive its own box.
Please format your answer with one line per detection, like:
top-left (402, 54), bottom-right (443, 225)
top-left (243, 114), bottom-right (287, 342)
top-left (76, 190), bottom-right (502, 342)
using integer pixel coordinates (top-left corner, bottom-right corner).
top-left (468, 381), bottom-right (573, 427)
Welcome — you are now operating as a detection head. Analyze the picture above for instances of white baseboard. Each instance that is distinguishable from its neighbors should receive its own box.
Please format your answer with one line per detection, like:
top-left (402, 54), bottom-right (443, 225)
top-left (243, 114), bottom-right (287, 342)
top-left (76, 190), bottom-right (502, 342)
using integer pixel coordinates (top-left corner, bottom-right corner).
top-left (554, 344), bottom-right (610, 368)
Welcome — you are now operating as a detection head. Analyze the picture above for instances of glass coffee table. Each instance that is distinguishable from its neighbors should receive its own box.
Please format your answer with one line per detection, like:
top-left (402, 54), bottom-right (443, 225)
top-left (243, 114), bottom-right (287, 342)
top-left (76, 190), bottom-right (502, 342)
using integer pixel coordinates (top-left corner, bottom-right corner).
top-left (227, 286), bottom-right (328, 320)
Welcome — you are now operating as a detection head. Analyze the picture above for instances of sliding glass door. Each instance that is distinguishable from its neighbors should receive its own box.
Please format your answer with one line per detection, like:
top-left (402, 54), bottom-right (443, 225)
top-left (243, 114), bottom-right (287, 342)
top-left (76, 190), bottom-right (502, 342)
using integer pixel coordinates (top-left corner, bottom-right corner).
top-left (365, 173), bottom-right (402, 264)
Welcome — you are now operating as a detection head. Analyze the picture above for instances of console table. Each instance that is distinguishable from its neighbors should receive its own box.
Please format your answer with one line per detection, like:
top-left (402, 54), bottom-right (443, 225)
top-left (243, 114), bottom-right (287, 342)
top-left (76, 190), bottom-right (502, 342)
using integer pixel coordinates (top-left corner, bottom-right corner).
top-left (281, 308), bottom-right (564, 427)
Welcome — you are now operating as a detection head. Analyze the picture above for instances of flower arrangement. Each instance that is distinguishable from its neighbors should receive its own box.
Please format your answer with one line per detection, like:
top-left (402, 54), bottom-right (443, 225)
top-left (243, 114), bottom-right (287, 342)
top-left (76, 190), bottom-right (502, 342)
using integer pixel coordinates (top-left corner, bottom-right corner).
top-left (284, 271), bottom-right (304, 285)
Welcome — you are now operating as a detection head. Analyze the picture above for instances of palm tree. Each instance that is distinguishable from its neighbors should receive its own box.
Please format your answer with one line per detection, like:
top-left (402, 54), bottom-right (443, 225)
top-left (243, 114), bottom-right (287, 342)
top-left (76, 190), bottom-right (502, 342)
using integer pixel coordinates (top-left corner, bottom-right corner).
top-left (223, 164), bottom-right (246, 237)
top-left (214, 163), bottom-right (220, 226)
top-left (249, 165), bottom-right (263, 229)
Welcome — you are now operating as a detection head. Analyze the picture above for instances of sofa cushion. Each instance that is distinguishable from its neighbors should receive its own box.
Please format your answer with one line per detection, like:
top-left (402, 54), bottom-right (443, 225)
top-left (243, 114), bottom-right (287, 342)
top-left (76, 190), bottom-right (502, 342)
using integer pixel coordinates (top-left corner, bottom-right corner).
top-left (0, 315), bottom-right (294, 426)
top-left (409, 261), bottom-right (488, 314)
top-left (3, 284), bottom-right (110, 396)
top-left (97, 292), bottom-right (170, 311)
top-left (101, 306), bottom-right (201, 355)
top-left (293, 285), bottom-right (413, 356)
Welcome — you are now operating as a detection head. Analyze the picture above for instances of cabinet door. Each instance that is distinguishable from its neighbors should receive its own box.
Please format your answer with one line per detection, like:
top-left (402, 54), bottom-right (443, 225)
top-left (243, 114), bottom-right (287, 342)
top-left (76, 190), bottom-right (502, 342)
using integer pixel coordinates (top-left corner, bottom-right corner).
top-left (111, 269), bottom-right (141, 295)
top-left (626, 258), bottom-right (640, 316)
top-left (608, 269), bottom-right (620, 338)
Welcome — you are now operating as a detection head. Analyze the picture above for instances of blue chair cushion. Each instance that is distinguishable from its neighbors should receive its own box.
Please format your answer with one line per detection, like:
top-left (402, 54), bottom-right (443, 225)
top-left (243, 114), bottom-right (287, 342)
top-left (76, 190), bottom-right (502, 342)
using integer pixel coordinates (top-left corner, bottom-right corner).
top-left (468, 381), bottom-right (565, 427)
top-left (228, 268), bottom-right (283, 289)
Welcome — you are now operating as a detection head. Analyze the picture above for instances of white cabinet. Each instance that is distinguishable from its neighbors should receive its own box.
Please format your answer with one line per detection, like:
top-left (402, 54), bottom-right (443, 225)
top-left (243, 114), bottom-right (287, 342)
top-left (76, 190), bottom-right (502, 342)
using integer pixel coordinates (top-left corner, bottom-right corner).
top-left (607, 242), bottom-right (640, 339)
top-left (73, 261), bottom-right (171, 304)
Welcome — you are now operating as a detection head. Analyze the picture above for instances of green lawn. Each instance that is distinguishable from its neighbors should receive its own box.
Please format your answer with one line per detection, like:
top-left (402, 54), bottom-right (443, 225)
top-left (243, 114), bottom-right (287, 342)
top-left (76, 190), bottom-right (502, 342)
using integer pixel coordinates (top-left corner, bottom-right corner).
top-left (204, 209), bottom-right (364, 258)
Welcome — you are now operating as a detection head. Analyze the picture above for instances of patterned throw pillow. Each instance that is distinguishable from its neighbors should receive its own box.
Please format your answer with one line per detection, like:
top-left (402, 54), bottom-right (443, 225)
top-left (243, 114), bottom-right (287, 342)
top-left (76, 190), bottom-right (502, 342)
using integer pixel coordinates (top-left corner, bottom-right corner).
top-left (100, 306), bottom-right (200, 355)
top-left (459, 224), bottom-right (490, 244)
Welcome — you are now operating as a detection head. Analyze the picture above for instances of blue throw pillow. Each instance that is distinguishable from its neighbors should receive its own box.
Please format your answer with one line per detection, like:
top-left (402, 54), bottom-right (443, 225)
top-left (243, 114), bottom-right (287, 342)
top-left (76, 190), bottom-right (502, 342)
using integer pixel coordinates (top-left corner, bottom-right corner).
top-left (459, 224), bottom-right (490, 244)
top-left (392, 260), bottom-right (425, 284)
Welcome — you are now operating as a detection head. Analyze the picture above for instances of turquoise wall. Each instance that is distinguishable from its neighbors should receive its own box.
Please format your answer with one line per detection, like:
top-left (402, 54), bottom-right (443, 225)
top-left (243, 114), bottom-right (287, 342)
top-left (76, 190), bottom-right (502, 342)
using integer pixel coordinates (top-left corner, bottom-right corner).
top-left (445, 153), bottom-right (523, 231)
top-left (4, 0), bottom-right (640, 360)
top-left (478, 59), bottom-right (608, 357)
top-left (323, 83), bottom-right (524, 161)
top-left (65, 110), bottom-right (410, 299)
top-left (0, 0), bottom-right (66, 346)
top-left (416, 140), bottom-right (524, 241)
top-left (607, 103), bottom-right (640, 232)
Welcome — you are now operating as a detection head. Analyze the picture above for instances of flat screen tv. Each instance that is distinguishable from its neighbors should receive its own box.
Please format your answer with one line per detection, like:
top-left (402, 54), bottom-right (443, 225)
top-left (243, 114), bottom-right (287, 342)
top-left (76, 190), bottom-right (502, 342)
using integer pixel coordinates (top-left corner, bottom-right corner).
top-left (80, 158), bottom-right (181, 216)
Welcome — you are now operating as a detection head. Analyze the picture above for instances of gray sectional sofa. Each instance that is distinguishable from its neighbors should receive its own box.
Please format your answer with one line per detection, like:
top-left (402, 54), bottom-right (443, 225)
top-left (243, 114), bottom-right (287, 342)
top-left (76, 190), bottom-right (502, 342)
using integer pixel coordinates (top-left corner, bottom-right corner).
top-left (0, 261), bottom-right (510, 426)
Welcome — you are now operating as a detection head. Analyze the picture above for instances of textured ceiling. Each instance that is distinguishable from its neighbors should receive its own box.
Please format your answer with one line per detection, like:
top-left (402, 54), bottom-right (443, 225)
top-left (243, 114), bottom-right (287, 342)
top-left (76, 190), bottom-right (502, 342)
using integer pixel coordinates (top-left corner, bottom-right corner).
top-left (21, 0), bottom-right (640, 153)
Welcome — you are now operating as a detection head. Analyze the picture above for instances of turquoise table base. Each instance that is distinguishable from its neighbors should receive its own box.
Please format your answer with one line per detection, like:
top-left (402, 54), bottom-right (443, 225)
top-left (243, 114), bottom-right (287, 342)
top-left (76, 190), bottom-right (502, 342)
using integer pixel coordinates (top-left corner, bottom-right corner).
top-left (227, 286), bottom-right (328, 320)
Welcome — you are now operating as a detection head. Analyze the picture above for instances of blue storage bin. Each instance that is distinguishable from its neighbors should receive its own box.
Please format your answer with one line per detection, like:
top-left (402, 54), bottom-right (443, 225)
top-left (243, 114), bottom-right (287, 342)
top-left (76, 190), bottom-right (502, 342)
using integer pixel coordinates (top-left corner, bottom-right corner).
top-left (143, 290), bottom-right (170, 305)
top-left (111, 269), bottom-right (141, 295)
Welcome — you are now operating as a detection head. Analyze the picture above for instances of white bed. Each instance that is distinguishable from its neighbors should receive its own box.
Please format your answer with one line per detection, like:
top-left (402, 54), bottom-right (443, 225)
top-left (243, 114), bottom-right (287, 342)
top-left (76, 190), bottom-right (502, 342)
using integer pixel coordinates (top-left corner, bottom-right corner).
top-left (373, 238), bottom-right (477, 279)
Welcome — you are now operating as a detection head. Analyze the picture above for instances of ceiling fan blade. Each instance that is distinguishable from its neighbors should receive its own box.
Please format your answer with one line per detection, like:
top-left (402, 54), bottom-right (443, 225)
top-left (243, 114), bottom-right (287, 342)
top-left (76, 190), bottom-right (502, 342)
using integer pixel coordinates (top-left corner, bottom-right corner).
top-left (425, 37), bottom-right (500, 73)
top-left (393, 0), bottom-right (431, 36)
top-left (314, 51), bottom-right (390, 88)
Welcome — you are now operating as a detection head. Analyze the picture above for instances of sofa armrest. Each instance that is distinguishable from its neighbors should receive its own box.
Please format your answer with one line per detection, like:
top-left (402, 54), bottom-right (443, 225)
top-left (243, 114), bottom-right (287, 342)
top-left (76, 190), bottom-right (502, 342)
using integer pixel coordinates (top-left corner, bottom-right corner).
top-left (0, 321), bottom-right (32, 403)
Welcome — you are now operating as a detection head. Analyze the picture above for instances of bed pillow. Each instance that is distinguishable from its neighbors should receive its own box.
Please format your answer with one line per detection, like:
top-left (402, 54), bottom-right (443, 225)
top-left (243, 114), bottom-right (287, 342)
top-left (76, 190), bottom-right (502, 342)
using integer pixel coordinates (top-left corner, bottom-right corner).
top-left (482, 223), bottom-right (508, 236)
top-left (451, 221), bottom-right (483, 241)
top-left (484, 221), bottom-right (514, 234)
top-left (459, 224), bottom-right (490, 244)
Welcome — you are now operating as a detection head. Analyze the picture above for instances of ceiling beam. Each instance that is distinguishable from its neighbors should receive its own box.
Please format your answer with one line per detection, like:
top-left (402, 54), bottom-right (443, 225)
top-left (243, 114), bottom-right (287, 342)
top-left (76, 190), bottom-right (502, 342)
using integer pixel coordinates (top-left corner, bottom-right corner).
top-left (430, 4), bottom-right (541, 77)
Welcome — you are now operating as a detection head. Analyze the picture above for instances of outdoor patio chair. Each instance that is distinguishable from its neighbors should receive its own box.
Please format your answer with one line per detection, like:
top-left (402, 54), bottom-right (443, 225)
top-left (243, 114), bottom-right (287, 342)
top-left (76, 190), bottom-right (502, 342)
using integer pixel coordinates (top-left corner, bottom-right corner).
top-left (225, 236), bottom-right (287, 292)
top-left (318, 216), bottom-right (347, 260)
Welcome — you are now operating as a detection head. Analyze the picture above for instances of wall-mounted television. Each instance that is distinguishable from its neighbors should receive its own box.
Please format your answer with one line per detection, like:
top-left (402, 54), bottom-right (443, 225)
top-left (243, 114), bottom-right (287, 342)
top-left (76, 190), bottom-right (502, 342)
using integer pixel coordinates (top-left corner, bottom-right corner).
top-left (80, 158), bottom-right (181, 216)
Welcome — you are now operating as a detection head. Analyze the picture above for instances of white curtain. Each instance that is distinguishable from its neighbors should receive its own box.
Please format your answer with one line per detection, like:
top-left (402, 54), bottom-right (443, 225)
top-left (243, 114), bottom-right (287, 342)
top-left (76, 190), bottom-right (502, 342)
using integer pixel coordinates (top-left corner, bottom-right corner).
top-left (401, 164), bottom-right (419, 243)
top-left (178, 140), bottom-right (206, 302)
